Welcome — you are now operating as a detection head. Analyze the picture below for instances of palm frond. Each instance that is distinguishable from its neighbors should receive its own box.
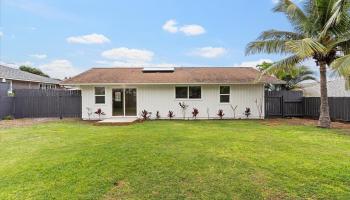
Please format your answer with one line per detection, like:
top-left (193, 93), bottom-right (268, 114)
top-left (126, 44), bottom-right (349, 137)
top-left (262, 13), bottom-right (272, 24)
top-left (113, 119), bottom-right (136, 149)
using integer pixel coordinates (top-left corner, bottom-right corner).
top-left (273, 0), bottom-right (309, 33)
top-left (245, 40), bottom-right (291, 55)
top-left (257, 29), bottom-right (304, 40)
top-left (261, 55), bottom-right (305, 78)
top-left (285, 38), bottom-right (327, 57)
top-left (298, 74), bottom-right (318, 82)
top-left (331, 53), bottom-right (350, 76)
top-left (321, 0), bottom-right (350, 37)
top-left (338, 40), bottom-right (350, 54)
top-left (327, 31), bottom-right (350, 45)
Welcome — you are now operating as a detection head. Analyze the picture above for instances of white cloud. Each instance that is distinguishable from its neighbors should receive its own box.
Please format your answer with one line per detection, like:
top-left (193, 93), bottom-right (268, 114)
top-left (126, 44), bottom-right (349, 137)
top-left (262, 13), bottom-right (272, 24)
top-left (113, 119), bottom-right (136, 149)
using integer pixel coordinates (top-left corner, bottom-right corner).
top-left (67, 33), bottom-right (110, 44)
top-left (30, 54), bottom-right (47, 59)
top-left (162, 19), bottom-right (206, 36)
top-left (101, 47), bottom-right (154, 63)
top-left (0, 61), bottom-right (33, 68)
top-left (191, 47), bottom-right (227, 58)
top-left (40, 59), bottom-right (80, 79)
top-left (179, 24), bottom-right (206, 36)
top-left (233, 59), bottom-right (273, 68)
top-left (0, 31), bottom-right (3, 37)
top-left (162, 19), bottom-right (178, 33)
top-left (272, 0), bottom-right (279, 3)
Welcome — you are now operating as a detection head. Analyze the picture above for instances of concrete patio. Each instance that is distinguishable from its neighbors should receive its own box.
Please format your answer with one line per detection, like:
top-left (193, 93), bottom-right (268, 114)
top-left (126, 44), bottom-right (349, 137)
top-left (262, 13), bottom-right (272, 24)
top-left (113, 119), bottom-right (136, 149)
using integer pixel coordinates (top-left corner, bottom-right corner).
top-left (96, 117), bottom-right (139, 126)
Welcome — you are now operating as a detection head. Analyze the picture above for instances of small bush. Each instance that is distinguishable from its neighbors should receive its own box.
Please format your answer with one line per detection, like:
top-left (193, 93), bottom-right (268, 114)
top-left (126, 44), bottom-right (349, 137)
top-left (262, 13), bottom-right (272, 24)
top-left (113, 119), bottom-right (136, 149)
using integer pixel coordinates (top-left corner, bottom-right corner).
top-left (140, 110), bottom-right (152, 120)
top-left (2, 115), bottom-right (14, 120)
top-left (94, 108), bottom-right (106, 120)
top-left (168, 110), bottom-right (175, 119)
top-left (217, 109), bottom-right (224, 120)
top-left (192, 108), bottom-right (199, 119)
top-left (244, 107), bottom-right (251, 118)
top-left (156, 111), bottom-right (161, 119)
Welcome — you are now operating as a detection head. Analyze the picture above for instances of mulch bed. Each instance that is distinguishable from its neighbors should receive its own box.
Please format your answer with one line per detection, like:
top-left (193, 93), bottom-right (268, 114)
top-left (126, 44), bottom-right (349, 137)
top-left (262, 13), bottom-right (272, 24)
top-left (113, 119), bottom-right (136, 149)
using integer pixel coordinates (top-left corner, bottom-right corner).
top-left (261, 118), bottom-right (350, 133)
top-left (0, 118), bottom-right (80, 129)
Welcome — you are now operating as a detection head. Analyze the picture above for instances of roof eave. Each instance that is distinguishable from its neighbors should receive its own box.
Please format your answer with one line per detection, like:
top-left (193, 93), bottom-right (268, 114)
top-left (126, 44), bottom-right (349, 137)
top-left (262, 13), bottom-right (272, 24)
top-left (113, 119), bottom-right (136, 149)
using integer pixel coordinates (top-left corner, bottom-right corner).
top-left (61, 82), bottom-right (273, 86)
top-left (0, 76), bottom-right (60, 84)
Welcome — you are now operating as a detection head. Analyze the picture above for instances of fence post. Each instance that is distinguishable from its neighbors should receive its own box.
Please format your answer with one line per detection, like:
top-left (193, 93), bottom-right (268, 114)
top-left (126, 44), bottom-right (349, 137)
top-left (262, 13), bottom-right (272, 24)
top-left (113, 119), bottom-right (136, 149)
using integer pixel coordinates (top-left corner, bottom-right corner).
top-left (12, 92), bottom-right (16, 118)
top-left (281, 95), bottom-right (284, 118)
top-left (302, 97), bottom-right (305, 118)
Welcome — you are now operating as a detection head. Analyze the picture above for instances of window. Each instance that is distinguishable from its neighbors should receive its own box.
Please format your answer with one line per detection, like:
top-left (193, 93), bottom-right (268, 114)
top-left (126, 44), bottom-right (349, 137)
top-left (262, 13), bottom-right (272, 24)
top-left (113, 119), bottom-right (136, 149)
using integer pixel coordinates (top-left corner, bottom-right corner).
top-left (189, 86), bottom-right (201, 99)
top-left (95, 87), bottom-right (105, 104)
top-left (220, 86), bottom-right (230, 103)
top-left (175, 86), bottom-right (201, 99)
top-left (175, 86), bottom-right (188, 98)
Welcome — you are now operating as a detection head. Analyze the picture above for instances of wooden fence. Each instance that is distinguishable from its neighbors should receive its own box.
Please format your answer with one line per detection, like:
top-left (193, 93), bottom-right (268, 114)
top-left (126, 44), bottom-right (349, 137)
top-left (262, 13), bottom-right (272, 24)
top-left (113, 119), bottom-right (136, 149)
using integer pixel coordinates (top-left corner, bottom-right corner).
top-left (265, 91), bottom-right (304, 117)
top-left (0, 86), bottom-right (81, 119)
top-left (0, 83), bottom-right (14, 119)
top-left (13, 89), bottom-right (82, 118)
top-left (304, 97), bottom-right (350, 121)
top-left (265, 91), bottom-right (350, 122)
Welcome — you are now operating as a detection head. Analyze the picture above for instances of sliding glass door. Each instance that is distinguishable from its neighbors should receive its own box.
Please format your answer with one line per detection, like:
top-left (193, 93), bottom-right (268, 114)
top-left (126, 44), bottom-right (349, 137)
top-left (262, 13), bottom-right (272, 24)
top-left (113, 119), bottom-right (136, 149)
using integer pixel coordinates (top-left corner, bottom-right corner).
top-left (125, 88), bottom-right (137, 116)
top-left (112, 89), bottom-right (124, 116)
top-left (112, 88), bottom-right (137, 116)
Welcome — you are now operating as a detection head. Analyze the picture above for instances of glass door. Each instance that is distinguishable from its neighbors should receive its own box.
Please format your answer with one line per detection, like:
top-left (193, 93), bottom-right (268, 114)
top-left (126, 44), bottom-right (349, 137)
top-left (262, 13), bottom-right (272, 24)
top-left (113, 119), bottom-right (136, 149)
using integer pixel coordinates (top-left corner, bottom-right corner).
top-left (112, 89), bottom-right (124, 116)
top-left (112, 88), bottom-right (137, 116)
top-left (125, 88), bottom-right (137, 116)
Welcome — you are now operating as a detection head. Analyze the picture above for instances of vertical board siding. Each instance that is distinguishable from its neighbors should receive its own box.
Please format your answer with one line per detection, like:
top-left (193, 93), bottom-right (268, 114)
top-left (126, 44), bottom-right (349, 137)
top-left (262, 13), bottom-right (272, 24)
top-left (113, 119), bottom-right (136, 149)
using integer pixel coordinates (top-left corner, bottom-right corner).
top-left (0, 83), bottom-right (14, 119)
top-left (0, 89), bottom-right (82, 119)
top-left (304, 97), bottom-right (350, 121)
top-left (265, 91), bottom-right (304, 117)
top-left (137, 84), bottom-right (265, 119)
top-left (81, 84), bottom-right (265, 120)
top-left (265, 91), bottom-right (350, 122)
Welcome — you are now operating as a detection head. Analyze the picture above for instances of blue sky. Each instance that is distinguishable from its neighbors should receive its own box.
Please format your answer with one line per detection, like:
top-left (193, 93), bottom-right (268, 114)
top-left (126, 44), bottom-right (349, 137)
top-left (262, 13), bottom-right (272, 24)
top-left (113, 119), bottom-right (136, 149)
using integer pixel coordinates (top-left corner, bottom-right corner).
top-left (0, 0), bottom-right (294, 79)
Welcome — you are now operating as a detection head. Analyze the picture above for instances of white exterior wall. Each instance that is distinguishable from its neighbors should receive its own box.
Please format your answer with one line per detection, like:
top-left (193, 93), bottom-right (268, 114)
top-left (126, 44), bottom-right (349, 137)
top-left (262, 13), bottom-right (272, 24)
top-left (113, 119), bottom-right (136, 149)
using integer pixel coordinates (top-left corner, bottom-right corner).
top-left (301, 78), bottom-right (350, 97)
top-left (81, 84), bottom-right (265, 120)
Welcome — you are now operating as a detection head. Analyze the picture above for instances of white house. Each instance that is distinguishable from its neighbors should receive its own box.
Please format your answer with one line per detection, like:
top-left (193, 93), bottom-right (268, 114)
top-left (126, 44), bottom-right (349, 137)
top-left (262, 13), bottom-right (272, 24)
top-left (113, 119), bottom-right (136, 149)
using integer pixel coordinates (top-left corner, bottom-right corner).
top-left (62, 67), bottom-right (284, 120)
top-left (300, 77), bottom-right (350, 97)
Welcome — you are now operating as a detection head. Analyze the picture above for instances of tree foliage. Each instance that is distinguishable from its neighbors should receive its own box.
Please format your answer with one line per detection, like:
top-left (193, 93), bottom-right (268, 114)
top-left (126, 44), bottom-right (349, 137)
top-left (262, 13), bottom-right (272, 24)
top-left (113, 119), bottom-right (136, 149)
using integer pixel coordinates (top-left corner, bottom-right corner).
top-left (246, 0), bottom-right (350, 75)
top-left (19, 65), bottom-right (50, 78)
top-left (246, 0), bottom-right (350, 128)
top-left (257, 62), bottom-right (317, 90)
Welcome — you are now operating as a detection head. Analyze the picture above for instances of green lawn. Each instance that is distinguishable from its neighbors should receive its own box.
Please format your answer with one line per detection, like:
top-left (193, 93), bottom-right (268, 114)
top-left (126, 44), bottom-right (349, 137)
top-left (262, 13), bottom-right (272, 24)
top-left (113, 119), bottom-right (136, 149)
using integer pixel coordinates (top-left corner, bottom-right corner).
top-left (0, 120), bottom-right (349, 199)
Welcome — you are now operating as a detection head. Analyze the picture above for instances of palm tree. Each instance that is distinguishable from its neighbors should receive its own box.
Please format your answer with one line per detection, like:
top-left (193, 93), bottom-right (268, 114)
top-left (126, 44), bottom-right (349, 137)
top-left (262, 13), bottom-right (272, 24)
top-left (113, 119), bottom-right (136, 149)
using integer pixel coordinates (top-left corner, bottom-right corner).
top-left (257, 62), bottom-right (317, 90)
top-left (246, 0), bottom-right (350, 128)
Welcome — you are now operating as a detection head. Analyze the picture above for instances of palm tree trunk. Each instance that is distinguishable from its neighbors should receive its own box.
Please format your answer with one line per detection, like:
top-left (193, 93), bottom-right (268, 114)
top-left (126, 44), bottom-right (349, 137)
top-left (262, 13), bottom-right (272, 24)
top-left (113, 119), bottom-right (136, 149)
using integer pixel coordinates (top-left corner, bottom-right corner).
top-left (318, 63), bottom-right (331, 128)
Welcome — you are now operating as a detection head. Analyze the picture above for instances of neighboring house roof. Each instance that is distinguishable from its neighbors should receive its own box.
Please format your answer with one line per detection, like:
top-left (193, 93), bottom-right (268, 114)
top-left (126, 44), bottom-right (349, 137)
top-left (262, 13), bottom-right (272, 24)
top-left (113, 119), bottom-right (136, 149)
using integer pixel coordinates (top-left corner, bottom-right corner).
top-left (0, 65), bottom-right (60, 84)
top-left (61, 67), bottom-right (284, 85)
top-left (299, 78), bottom-right (350, 97)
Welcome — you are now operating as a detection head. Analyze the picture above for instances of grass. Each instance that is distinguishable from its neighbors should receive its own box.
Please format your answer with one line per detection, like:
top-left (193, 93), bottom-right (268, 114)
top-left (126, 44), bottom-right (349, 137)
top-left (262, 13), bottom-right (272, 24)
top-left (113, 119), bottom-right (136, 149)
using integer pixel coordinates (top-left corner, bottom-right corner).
top-left (0, 120), bottom-right (349, 199)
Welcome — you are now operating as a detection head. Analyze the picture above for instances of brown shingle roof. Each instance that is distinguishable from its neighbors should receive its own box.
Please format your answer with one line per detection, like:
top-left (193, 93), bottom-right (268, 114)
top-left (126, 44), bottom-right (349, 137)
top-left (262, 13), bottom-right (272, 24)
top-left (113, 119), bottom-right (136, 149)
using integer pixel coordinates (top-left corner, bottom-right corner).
top-left (61, 67), bottom-right (284, 85)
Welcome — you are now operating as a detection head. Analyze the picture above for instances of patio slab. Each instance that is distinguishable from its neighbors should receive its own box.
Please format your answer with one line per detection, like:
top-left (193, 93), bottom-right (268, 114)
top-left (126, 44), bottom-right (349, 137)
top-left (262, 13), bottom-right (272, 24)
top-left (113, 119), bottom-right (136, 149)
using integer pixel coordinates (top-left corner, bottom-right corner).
top-left (96, 117), bottom-right (139, 126)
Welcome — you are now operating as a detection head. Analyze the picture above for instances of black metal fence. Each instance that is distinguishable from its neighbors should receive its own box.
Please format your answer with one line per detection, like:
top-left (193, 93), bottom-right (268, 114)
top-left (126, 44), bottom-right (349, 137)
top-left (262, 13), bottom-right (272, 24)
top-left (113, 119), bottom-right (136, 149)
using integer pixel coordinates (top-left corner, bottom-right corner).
top-left (0, 86), bottom-right (81, 119)
top-left (265, 91), bottom-right (350, 122)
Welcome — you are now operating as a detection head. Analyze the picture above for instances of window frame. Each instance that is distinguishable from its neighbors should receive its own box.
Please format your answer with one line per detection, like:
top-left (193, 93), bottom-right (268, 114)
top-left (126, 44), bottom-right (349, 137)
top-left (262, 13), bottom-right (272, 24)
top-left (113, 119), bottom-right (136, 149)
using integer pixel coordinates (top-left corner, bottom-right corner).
top-left (175, 86), bottom-right (188, 99)
top-left (175, 85), bottom-right (202, 100)
top-left (219, 85), bottom-right (230, 103)
top-left (94, 87), bottom-right (106, 104)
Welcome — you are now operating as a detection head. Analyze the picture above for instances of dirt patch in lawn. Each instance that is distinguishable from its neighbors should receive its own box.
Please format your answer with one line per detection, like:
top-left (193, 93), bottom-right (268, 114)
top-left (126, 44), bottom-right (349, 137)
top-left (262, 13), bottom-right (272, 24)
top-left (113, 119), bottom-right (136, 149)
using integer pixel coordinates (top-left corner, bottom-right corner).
top-left (262, 118), bottom-right (350, 133)
top-left (0, 118), bottom-right (78, 129)
top-left (103, 180), bottom-right (133, 200)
